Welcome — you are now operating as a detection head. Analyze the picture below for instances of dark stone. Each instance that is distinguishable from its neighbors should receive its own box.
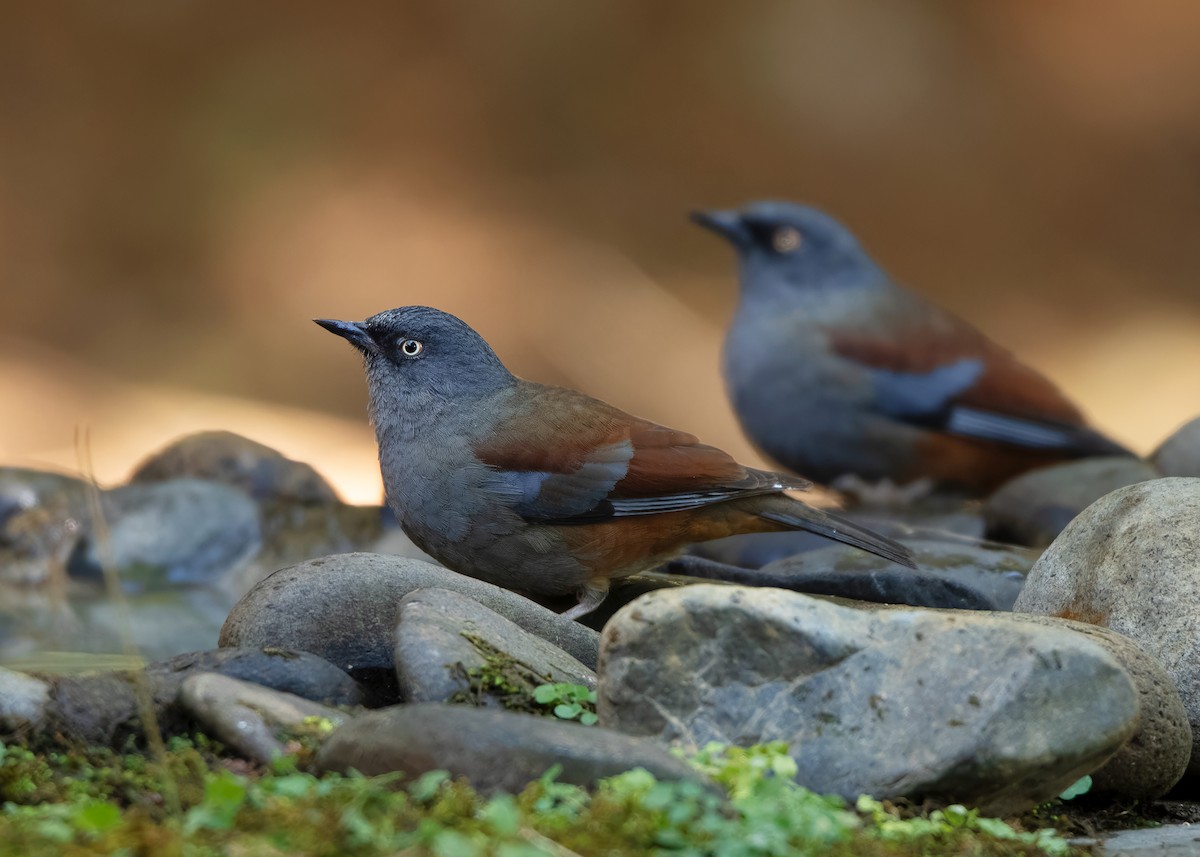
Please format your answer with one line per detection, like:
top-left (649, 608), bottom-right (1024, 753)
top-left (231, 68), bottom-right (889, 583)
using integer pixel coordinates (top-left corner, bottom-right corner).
top-left (760, 537), bottom-right (1035, 610)
top-left (316, 703), bottom-right (709, 794)
top-left (148, 648), bottom-right (363, 707)
top-left (664, 552), bottom-right (1001, 611)
top-left (46, 672), bottom-right (183, 747)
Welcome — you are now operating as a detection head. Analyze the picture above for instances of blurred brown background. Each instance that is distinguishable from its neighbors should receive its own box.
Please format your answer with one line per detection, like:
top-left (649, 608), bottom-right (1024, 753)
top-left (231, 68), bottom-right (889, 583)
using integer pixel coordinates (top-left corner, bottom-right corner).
top-left (2, 0), bottom-right (1198, 503)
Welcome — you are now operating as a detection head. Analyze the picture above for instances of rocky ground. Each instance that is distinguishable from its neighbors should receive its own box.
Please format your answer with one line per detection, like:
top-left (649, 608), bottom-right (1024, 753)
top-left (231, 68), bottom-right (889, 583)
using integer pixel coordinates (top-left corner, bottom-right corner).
top-left (3, 423), bottom-right (1200, 854)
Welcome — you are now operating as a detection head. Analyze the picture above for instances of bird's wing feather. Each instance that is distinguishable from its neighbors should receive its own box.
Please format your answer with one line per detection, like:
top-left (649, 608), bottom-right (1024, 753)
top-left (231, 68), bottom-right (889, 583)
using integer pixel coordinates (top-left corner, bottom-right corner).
top-left (829, 328), bottom-right (1128, 454)
top-left (473, 385), bottom-right (806, 523)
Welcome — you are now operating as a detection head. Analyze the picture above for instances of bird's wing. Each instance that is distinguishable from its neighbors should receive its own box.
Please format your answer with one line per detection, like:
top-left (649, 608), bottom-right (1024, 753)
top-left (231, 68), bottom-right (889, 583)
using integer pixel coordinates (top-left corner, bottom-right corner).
top-left (829, 325), bottom-right (1128, 454)
top-left (473, 386), bottom-right (806, 524)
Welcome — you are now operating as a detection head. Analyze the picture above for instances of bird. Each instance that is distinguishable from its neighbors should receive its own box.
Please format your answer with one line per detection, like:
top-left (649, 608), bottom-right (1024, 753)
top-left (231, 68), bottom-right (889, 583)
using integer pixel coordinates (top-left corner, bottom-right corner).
top-left (315, 305), bottom-right (915, 619)
top-left (692, 201), bottom-right (1132, 497)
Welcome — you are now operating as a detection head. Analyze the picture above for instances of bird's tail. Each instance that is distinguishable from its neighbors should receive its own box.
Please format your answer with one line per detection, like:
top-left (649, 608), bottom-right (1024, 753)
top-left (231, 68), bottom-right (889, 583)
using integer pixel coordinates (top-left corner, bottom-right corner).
top-left (757, 500), bottom-right (916, 569)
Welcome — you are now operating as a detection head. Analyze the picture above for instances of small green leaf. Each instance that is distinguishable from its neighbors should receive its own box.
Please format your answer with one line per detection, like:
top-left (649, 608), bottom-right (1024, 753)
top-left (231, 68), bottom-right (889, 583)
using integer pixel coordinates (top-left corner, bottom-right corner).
top-left (1058, 775), bottom-right (1092, 801)
top-left (579, 711), bottom-right (598, 726)
top-left (533, 685), bottom-right (559, 704)
top-left (553, 703), bottom-right (581, 720)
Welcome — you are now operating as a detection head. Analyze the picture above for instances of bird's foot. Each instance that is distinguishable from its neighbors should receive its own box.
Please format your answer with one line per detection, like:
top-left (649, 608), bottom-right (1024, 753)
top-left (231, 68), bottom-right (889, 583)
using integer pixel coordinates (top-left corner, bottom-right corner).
top-left (560, 582), bottom-right (610, 621)
top-left (831, 475), bottom-right (934, 508)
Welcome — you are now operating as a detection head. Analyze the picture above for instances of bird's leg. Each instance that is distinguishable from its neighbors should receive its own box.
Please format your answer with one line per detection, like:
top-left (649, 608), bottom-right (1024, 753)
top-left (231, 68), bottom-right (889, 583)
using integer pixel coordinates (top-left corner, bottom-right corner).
top-left (561, 581), bottom-right (610, 621)
top-left (832, 474), bottom-right (934, 507)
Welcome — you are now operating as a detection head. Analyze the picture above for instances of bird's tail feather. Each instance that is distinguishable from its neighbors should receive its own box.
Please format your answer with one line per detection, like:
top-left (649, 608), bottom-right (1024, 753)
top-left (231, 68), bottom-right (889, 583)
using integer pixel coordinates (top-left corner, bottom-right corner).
top-left (758, 504), bottom-right (917, 569)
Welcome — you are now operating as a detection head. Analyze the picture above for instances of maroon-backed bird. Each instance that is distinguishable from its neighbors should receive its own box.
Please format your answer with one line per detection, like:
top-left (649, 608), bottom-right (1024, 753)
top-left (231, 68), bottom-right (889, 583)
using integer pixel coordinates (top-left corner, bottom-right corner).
top-left (693, 201), bottom-right (1132, 496)
top-left (316, 306), bottom-right (915, 619)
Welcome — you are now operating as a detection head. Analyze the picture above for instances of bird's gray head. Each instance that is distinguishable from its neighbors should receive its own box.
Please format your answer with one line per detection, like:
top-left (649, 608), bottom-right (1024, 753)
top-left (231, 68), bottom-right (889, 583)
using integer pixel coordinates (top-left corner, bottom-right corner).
top-left (692, 201), bottom-right (886, 299)
top-left (315, 306), bottom-right (514, 413)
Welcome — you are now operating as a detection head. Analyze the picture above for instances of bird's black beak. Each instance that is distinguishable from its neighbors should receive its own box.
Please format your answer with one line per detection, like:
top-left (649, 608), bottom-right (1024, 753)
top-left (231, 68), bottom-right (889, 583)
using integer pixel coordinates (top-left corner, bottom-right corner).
top-left (690, 208), bottom-right (750, 248)
top-left (314, 318), bottom-right (379, 355)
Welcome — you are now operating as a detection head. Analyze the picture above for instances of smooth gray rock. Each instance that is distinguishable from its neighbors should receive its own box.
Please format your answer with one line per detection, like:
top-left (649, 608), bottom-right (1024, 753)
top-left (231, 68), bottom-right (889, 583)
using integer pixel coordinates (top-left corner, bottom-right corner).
top-left (1154, 417), bottom-right (1200, 478)
top-left (0, 667), bottom-right (51, 733)
top-left (599, 584), bottom-right (1138, 815)
top-left (984, 457), bottom-right (1159, 547)
top-left (1014, 477), bottom-right (1200, 777)
top-left (129, 431), bottom-right (339, 505)
top-left (316, 703), bottom-right (707, 793)
top-left (149, 648), bottom-right (363, 707)
top-left (220, 554), bottom-right (601, 705)
top-left (395, 588), bottom-right (595, 705)
top-left (67, 479), bottom-right (262, 590)
top-left (180, 673), bottom-right (347, 764)
top-left (971, 613), bottom-right (1189, 800)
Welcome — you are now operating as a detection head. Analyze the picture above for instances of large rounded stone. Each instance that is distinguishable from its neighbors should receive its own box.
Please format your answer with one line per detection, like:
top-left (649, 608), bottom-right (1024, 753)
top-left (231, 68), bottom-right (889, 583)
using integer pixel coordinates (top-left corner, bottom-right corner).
top-left (979, 614), bottom-right (1189, 800)
top-left (983, 457), bottom-right (1158, 547)
top-left (220, 553), bottom-right (600, 705)
top-left (1153, 417), bottom-right (1200, 478)
top-left (130, 431), bottom-right (339, 505)
top-left (599, 584), bottom-right (1138, 815)
top-left (316, 704), bottom-right (707, 793)
top-left (1014, 477), bottom-right (1200, 777)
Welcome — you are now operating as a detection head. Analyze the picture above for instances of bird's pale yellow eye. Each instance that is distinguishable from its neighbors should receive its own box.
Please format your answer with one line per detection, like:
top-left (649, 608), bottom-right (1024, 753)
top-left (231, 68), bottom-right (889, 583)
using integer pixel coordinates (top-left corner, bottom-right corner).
top-left (772, 226), bottom-right (803, 254)
top-left (400, 338), bottom-right (424, 357)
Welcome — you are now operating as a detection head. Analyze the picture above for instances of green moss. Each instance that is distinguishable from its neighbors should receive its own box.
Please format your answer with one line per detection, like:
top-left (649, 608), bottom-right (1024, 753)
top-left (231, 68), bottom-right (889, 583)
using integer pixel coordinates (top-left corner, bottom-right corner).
top-left (0, 736), bottom-right (1083, 856)
top-left (446, 634), bottom-right (554, 714)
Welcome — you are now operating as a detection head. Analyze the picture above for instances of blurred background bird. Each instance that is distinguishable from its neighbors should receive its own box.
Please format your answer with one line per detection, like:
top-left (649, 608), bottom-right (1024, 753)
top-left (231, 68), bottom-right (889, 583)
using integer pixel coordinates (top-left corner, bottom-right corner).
top-left (694, 201), bottom-right (1132, 497)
